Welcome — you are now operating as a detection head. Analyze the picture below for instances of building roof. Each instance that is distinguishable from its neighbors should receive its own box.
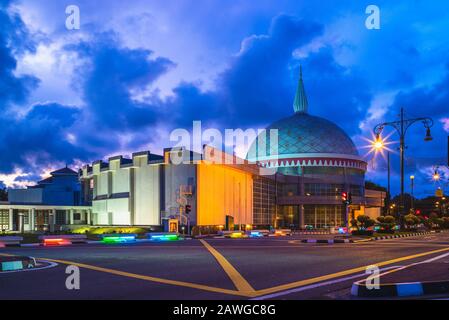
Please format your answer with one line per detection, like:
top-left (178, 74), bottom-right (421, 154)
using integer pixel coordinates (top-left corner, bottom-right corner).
top-left (50, 167), bottom-right (78, 176)
top-left (263, 112), bottom-right (358, 156)
top-left (37, 176), bottom-right (53, 184)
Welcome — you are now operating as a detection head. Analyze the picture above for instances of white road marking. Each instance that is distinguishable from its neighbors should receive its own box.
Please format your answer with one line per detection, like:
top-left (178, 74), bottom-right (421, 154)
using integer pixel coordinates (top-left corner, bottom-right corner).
top-left (251, 266), bottom-right (401, 300)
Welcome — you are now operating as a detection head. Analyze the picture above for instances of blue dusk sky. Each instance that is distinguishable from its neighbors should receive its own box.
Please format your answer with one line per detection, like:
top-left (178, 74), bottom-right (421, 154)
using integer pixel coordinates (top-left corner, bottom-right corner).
top-left (0, 0), bottom-right (448, 197)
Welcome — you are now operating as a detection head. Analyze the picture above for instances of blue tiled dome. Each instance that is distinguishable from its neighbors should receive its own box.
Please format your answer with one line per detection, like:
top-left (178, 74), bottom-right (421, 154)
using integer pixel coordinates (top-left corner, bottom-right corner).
top-left (247, 113), bottom-right (359, 159)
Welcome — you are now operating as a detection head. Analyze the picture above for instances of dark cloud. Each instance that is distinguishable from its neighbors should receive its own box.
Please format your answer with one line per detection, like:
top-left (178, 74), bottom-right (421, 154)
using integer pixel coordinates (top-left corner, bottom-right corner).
top-left (0, 1), bottom-right (39, 108)
top-left (69, 32), bottom-right (175, 131)
top-left (0, 3), bottom-right (89, 176)
top-left (164, 14), bottom-right (371, 139)
top-left (301, 48), bottom-right (372, 135)
top-left (0, 102), bottom-right (91, 172)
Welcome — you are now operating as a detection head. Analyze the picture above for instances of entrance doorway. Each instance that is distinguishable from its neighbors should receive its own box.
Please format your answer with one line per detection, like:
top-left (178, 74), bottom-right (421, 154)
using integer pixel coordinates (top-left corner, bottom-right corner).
top-left (35, 210), bottom-right (50, 232)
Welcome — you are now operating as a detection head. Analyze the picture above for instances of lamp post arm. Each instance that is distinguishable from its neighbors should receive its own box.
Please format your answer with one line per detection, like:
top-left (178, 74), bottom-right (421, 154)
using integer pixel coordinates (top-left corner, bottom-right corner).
top-left (374, 117), bottom-right (433, 137)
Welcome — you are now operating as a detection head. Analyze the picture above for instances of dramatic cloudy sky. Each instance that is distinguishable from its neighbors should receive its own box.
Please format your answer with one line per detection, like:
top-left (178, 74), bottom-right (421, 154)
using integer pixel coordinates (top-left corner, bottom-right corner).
top-left (1, 0), bottom-right (448, 197)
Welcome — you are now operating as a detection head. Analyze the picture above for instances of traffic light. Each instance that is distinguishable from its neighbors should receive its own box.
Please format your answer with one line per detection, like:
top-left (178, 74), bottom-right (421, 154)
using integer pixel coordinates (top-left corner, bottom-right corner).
top-left (341, 192), bottom-right (352, 205)
top-left (185, 205), bottom-right (191, 214)
top-left (341, 192), bottom-right (348, 204)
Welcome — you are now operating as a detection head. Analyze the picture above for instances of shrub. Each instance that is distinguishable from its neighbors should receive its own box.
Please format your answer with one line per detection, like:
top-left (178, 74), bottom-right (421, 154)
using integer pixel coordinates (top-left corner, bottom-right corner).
top-left (81, 227), bottom-right (149, 235)
top-left (72, 227), bottom-right (91, 234)
top-left (404, 214), bottom-right (421, 228)
top-left (383, 216), bottom-right (396, 224)
top-left (351, 215), bottom-right (375, 231)
top-left (376, 215), bottom-right (396, 232)
top-left (357, 215), bottom-right (375, 230)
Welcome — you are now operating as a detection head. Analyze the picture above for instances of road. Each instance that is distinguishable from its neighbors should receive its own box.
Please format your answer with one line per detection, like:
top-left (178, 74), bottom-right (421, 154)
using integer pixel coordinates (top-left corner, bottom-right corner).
top-left (1, 232), bottom-right (449, 300)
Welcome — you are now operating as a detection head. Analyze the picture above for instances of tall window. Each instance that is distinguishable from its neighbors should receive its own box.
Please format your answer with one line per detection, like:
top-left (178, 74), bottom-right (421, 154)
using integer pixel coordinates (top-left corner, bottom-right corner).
top-left (304, 205), bottom-right (344, 229)
top-left (0, 210), bottom-right (9, 230)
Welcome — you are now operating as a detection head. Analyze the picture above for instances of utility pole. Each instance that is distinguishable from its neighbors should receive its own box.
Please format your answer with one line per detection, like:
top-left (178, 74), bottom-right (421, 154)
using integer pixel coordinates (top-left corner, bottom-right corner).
top-left (410, 175), bottom-right (415, 212)
top-left (374, 107), bottom-right (433, 227)
top-left (387, 151), bottom-right (391, 215)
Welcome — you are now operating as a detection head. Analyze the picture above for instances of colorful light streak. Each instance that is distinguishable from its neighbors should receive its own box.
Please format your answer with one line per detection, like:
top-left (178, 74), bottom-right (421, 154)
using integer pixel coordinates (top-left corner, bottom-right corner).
top-left (43, 238), bottom-right (71, 246)
top-left (148, 234), bottom-right (179, 241)
top-left (102, 235), bottom-right (136, 244)
top-left (229, 232), bottom-right (244, 238)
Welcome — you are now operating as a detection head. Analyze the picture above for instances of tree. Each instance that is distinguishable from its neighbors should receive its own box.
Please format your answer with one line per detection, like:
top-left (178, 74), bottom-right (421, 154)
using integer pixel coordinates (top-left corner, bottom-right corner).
top-left (365, 181), bottom-right (387, 192)
top-left (391, 193), bottom-right (416, 217)
top-left (0, 188), bottom-right (7, 202)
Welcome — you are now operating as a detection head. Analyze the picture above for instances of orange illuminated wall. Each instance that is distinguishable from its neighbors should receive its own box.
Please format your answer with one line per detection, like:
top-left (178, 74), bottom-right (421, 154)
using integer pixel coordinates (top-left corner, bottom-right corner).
top-left (197, 163), bottom-right (253, 226)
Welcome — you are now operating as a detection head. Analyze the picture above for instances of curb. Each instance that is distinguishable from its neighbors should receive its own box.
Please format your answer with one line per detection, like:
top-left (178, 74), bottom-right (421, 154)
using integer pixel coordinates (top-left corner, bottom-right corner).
top-left (0, 256), bottom-right (36, 272)
top-left (297, 232), bottom-right (330, 235)
top-left (371, 232), bottom-right (432, 241)
top-left (301, 239), bottom-right (353, 244)
top-left (351, 280), bottom-right (449, 298)
top-left (301, 232), bottom-right (433, 244)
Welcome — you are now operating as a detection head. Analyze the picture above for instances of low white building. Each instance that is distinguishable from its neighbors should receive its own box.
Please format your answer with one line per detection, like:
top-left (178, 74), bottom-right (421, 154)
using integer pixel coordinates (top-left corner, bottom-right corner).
top-left (82, 151), bottom-right (163, 226)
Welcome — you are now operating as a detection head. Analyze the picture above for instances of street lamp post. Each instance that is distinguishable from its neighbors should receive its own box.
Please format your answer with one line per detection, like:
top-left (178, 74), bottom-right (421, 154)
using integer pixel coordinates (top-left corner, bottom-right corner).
top-left (387, 151), bottom-right (391, 215)
top-left (410, 175), bottom-right (415, 212)
top-left (374, 107), bottom-right (433, 227)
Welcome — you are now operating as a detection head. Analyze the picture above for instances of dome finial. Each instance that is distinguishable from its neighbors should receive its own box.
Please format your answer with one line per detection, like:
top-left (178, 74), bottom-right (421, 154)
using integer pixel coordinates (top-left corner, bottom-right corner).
top-left (293, 65), bottom-right (308, 114)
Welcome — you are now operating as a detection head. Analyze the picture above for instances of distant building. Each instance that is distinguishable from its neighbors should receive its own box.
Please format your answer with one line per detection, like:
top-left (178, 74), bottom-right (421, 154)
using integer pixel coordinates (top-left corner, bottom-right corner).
top-left (9, 167), bottom-right (81, 206)
top-left (0, 167), bottom-right (91, 232)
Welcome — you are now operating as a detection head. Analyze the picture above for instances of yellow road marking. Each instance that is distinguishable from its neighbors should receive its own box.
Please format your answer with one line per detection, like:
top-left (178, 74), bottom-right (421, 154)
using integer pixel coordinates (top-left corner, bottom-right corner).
top-left (199, 239), bottom-right (256, 295)
top-left (254, 246), bottom-right (449, 296)
top-left (38, 257), bottom-right (252, 297)
top-left (353, 239), bottom-right (373, 243)
top-left (0, 253), bottom-right (14, 257)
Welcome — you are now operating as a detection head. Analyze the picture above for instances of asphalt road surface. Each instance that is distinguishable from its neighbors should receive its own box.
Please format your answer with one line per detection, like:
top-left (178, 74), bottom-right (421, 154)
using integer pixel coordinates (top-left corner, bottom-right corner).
top-left (1, 232), bottom-right (449, 300)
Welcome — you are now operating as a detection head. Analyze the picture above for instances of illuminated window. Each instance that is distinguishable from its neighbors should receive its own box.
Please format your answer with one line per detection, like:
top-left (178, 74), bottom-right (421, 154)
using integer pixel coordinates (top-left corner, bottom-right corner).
top-left (0, 210), bottom-right (9, 230)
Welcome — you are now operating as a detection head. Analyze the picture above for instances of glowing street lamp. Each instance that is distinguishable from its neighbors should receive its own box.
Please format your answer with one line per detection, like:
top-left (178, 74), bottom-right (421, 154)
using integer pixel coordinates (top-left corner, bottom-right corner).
top-left (433, 170), bottom-right (440, 181)
top-left (373, 133), bottom-right (384, 150)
